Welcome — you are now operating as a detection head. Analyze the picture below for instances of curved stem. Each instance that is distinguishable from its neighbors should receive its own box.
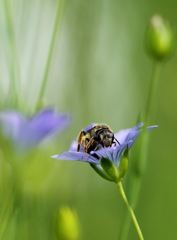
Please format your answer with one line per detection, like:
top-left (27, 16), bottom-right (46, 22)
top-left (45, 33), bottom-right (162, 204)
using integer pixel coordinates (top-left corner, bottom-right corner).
top-left (35, 0), bottom-right (65, 110)
top-left (117, 181), bottom-right (144, 240)
top-left (118, 177), bottom-right (141, 240)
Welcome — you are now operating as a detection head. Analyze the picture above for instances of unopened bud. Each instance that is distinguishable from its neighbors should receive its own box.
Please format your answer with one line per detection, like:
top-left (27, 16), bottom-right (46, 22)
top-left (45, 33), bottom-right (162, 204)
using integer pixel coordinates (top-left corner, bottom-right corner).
top-left (56, 207), bottom-right (80, 240)
top-left (145, 15), bottom-right (174, 60)
top-left (117, 147), bottom-right (129, 180)
top-left (100, 157), bottom-right (119, 182)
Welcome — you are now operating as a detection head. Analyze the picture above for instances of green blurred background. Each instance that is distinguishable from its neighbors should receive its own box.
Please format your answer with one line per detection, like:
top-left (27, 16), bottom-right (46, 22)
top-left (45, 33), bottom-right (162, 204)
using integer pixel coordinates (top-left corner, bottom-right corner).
top-left (0, 0), bottom-right (177, 239)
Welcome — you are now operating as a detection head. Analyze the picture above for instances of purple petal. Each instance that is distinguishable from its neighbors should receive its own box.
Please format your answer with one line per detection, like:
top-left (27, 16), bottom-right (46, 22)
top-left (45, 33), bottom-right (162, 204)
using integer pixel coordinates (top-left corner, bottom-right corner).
top-left (18, 108), bottom-right (71, 148)
top-left (93, 147), bottom-right (114, 162)
top-left (0, 111), bottom-right (25, 140)
top-left (52, 151), bottom-right (98, 163)
top-left (0, 108), bottom-right (71, 150)
top-left (29, 108), bottom-right (71, 137)
top-left (114, 123), bottom-right (143, 145)
top-left (147, 125), bottom-right (158, 130)
top-left (69, 141), bottom-right (78, 151)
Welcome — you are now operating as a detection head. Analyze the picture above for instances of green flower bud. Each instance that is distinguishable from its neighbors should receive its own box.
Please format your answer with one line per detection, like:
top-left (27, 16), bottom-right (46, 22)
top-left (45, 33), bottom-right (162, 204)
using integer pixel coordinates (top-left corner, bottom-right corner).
top-left (117, 147), bottom-right (129, 180)
top-left (56, 207), bottom-right (80, 240)
top-left (99, 148), bottom-right (129, 183)
top-left (100, 158), bottom-right (119, 182)
top-left (90, 163), bottom-right (115, 182)
top-left (145, 15), bottom-right (174, 60)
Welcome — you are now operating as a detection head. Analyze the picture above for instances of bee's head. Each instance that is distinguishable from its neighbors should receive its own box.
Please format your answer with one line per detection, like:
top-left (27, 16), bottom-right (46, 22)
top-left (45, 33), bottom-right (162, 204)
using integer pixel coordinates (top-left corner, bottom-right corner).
top-left (98, 130), bottom-right (114, 147)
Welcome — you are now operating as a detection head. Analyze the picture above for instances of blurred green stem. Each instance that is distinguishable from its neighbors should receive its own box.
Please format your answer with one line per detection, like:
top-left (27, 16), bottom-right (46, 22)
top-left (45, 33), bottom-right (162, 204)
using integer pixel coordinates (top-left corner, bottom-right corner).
top-left (35, 0), bottom-right (65, 110)
top-left (3, 0), bottom-right (21, 107)
top-left (117, 182), bottom-right (144, 240)
top-left (119, 62), bottom-right (161, 240)
top-left (145, 62), bottom-right (161, 122)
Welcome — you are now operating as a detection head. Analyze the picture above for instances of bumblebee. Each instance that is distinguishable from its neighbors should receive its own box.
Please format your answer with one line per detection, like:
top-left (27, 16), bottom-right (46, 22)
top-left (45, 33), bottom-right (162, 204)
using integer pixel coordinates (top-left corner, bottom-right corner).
top-left (77, 123), bottom-right (119, 153)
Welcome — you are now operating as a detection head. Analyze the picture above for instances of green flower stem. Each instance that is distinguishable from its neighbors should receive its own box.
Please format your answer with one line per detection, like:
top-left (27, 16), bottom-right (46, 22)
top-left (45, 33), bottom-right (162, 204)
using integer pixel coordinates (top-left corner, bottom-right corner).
top-left (119, 62), bottom-right (162, 240)
top-left (117, 181), bottom-right (144, 240)
top-left (118, 175), bottom-right (141, 240)
top-left (3, 0), bottom-right (21, 107)
top-left (145, 62), bottom-right (161, 123)
top-left (35, 0), bottom-right (65, 110)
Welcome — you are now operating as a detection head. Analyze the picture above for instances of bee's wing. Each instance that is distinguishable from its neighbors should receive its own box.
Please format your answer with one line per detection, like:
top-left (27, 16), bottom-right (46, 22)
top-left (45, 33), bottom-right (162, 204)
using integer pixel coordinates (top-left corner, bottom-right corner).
top-left (83, 123), bottom-right (97, 132)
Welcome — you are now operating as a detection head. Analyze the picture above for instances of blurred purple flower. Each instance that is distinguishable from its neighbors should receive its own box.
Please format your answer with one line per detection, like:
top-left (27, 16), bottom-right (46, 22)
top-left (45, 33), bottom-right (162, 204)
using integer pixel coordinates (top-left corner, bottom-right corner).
top-left (52, 123), bottom-right (157, 165)
top-left (0, 108), bottom-right (71, 150)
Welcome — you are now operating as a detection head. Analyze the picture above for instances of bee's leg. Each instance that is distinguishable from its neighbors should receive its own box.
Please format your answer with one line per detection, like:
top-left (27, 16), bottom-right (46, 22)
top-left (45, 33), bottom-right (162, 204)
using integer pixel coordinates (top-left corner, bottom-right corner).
top-left (77, 144), bottom-right (81, 152)
top-left (77, 131), bottom-right (85, 152)
top-left (91, 152), bottom-right (99, 160)
top-left (100, 142), bottom-right (105, 148)
top-left (94, 144), bottom-right (102, 151)
top-left (114, 137), bottom-right (120, 146)
top-left (85, 138), bottom-right (95, 153)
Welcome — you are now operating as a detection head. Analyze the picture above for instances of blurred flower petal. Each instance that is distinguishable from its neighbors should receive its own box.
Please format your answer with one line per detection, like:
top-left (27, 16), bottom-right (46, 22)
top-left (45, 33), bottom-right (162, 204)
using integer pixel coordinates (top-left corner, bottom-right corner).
top-left (0, 108), bottom-right (71, 150)
top-left (0, 111), bottom-right (25, 140)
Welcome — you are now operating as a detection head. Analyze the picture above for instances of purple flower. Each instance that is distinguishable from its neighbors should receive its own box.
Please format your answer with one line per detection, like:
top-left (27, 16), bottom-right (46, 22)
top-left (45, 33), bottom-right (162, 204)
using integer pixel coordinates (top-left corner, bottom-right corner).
top-left (52, 123), bottom-right (157, 181)
top-left (0, 108), bottom-right (71, 150)
top-left (53, 123), bottom-right (156, 163)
